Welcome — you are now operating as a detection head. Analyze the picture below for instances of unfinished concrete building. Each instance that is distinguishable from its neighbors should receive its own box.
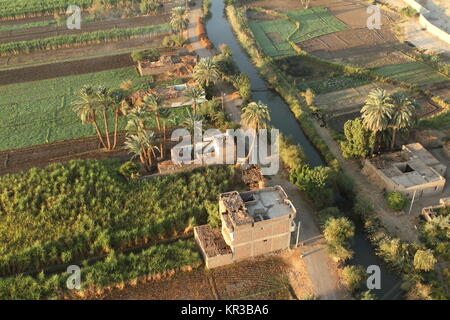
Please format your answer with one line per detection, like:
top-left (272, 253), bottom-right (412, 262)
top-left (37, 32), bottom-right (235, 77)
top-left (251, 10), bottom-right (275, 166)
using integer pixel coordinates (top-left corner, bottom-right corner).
top-left (363, 143), bottom-right (447, 198)
top-left (194, 186), bottom-right (296, 269)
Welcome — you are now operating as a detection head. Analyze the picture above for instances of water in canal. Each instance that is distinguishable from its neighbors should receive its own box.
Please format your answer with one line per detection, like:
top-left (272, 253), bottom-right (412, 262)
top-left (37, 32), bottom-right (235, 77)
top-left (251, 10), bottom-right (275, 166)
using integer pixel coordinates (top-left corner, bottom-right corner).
top-left (204, 0), bottom-right (404, 299)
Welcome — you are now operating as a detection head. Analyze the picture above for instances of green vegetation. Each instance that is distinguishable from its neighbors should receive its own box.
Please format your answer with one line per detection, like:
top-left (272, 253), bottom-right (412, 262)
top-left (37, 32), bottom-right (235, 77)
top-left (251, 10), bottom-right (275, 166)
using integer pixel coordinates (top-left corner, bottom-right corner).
top-left (0, 239), bottom-right (200, 300)
top-left (290, 165), bottom-right (333, 208)
top-left (0, 0), bottom-right (108, 19)
top-left (340, 265), bottom-right (365, 292)
top-left (413, 250), bottom-right (437, 272)
top-left (0, 23), bottom-right (170, 56)
top-left (297, 74), bottom-right (370, 94)
top-left (248, 7), bottom-right (348, 57)
top-left (372, 62), bottom-right (448, 87)
top-left (400, 6), bottom-right (418, 18)
top-left (0, 159), bottom-right (240, 275)
top-left (339, 118), bottom-right (374, 159)
top-left (417, 111), bottom-right (450, 130)
top-left (324, 217), bottom-right (355, 262)
top-left (0, 20), bottom-right (56, 32)
top-left (0, 67), bottom-right (185, 151)
top-left (386, 191), bottom-right (407, 211)
top-left (131, 48), bottom-right (160, 62)
top-left (118, 160), bottom-right (140, 179)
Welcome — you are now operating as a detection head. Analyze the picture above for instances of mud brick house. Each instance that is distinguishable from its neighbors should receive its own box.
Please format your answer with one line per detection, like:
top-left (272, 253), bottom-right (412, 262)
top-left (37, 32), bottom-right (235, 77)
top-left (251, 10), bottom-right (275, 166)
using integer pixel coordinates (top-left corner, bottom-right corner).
top-left (194, 186), bottom-right (296, 269)
top-left (363, 143), bottom-right (447, 198)
top-left (137, 49), bottom-right (198, 77)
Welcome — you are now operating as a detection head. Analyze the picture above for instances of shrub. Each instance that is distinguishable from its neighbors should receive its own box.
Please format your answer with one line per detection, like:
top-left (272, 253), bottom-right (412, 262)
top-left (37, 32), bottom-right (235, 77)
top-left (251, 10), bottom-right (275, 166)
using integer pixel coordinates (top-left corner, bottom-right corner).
top-left (131, 48), bottom-right (160, 62)
top-left (118, 161), bottom-right (140, 180)
top-left (324, 217), bottom-right (355, 246)
top-left (162, 34), bottom-right (186, 47)
top-left (387, 191), bottom-right (407, 211)
top-left (360, 290), bottom-right (376, 300)
top-left (413, 249), bottom-right (437, 272)
top-left (290, 164), bottom-right (334, 208)
top-left (279, 134), bottom-right (306, 172)
top-left (400, 6), bottom-right (418, 18)
top-left (340, 118), bottom-right (373, 159)
top-left (205, 200), bottom-right (221, 228)
top-left (340, 265), bottom-right (365, 292)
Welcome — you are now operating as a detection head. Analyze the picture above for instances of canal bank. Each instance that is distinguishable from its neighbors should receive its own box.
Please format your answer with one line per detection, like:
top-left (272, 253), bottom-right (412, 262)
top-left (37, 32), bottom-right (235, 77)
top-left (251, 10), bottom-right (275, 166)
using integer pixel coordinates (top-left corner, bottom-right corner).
top-left (201, 0), bottom-right (404, 299)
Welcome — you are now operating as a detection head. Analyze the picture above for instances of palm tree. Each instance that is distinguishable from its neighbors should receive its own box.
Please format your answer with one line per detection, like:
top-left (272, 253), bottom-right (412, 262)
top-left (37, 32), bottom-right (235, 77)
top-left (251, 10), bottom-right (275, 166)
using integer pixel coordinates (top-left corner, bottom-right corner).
top-left (193, 58), bottom-right (220, 88)
top-left (95, 86), bottom-right (114, 150)
top-left (241, 101), bottom-right (271, 131)
top-left (125, 130), bottom-right (159, 169)
top-left (158, 108), bottom-right (171, 159)
top-left (241, 101), bottom-right (271, 159)
top-left (361, 88), bottom-right (394, 153)
top-left (170, 7), bottom-right (189, 35)
top-left (389, 92), bottom-right (416, 150)
top-left (72, 85), bottom-right (107, 149)
top-left (140, 94), bottom-right (163, 132)
top-left (184, 86), bottom-right (204, 114)
top-left (125, 105), bottom-right (152, 135)
top-left (109, 86), bottom-right (131, 149)
top-left (182, 111), bottom-right (203, 134)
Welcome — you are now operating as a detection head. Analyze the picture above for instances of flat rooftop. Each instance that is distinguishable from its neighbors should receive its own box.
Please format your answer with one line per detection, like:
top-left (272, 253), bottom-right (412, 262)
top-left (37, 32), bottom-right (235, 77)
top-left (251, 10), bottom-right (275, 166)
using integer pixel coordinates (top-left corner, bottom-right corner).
top-left (369, 143), bottom-right (446, 188)
top-left (220, 186), bottom-right (296, 227)
top-left (195, 225), bottom-right (232, 258)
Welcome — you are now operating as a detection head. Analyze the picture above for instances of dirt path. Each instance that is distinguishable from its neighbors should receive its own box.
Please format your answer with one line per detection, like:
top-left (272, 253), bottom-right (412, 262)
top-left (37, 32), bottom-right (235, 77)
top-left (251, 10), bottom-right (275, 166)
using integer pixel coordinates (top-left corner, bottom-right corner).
top-left (266, 173), bottom-right (348, 300)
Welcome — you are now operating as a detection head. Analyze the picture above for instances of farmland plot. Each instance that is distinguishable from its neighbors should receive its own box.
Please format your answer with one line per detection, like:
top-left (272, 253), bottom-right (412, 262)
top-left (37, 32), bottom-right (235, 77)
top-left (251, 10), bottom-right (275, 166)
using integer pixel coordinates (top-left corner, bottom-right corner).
top-left (0, 67), bottom-right (184, 151)
top-left (372, 62), bottom-right (450, 87)
top-left (0, 161), bottom-right (241, 275)
top-left (248, 7), bottom-right (348, 57)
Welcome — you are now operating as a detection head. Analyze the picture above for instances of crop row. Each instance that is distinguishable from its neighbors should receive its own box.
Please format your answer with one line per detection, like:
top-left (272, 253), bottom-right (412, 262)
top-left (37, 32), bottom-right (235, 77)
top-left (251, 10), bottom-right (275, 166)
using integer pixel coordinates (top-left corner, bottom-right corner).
top-left (0, 0), bottom-right (118, 20)
top-left (0, 23), bottom-right (170, 56)
top-left (0, 159), bottom-right (240, 275)
top-left (0, 239), bottom-right (201, 300)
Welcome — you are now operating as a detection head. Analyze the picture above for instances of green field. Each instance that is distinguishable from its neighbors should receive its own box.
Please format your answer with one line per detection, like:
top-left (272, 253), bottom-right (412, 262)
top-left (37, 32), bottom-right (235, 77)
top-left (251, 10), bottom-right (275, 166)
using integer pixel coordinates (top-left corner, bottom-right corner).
top-left (372, 62), bottom-right (449, 87)
top-left (0, 67), bottom-right (184, 151)
top-left (0, 160), bottom-right (239, 275)
top-left (0, 20), bottom-right (56, 32)
top-left (248, 7), bottom-right (348, 57)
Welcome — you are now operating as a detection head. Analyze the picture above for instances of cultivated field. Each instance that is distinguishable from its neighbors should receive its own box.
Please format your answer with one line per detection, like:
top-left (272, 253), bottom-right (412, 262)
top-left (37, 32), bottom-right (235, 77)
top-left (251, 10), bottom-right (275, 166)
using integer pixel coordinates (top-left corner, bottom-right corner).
top-left (248, 7), bottom-right (348, 57)
top-left (0, 67), bottom-right (186, 151)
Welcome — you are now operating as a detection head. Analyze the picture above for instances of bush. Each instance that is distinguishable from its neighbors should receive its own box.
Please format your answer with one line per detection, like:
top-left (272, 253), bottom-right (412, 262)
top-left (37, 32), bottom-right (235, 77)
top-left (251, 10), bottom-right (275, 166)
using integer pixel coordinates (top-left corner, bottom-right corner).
top-left (324, 217), bottom-right (355, 246)
top-left (340, 118), bottom-right (373, 159)
top-left (162, 34), bottom-right (185, 47)
top-left (118, 161), bottom-right (140, 180)
top-left (131, 48), bottom-right (160, 62)
top-left (290, 164), bottom-right (334, 208)
top-left (360, 290), bottom-right (376, 300)
top-left (340, 265), bottom-right (365, 292)
top-left (387, 191), bottom-right (407, 211)
top-left (205, 200), bottom-right (221, 228)
top-left (400, 6), bottom-right (418, 18)
top-left (413, 249), bottom-right (437, 272)
top-left (279, 134), bottom-right (306, 172)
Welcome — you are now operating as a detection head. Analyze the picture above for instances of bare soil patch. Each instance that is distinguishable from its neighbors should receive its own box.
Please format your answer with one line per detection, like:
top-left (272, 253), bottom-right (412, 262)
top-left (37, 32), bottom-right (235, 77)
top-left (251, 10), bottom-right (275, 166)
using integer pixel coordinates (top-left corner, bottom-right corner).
top-left (0, 53), bottom-right (134, 85)
top-left (0, 134), bottom-right (129, 176)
